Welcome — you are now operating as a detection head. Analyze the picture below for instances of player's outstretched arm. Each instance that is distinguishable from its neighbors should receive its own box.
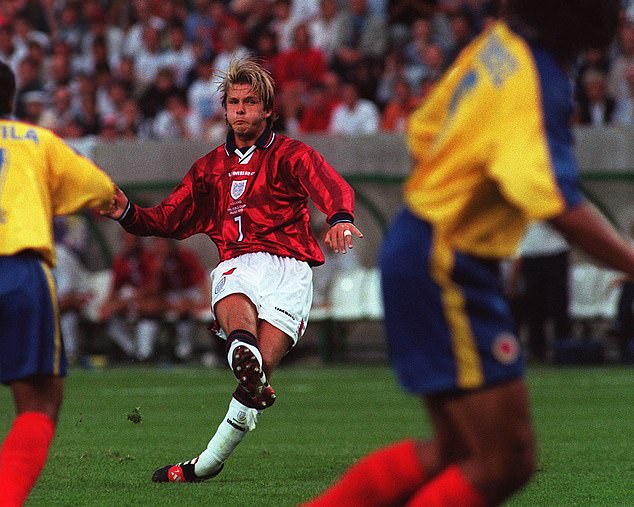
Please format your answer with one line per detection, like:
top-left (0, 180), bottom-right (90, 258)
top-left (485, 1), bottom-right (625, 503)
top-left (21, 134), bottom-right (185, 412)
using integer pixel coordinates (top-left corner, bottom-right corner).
top-left (324, 222), bottom-right (363, 254)
top-left (100, 186), bottom-right (129, 221)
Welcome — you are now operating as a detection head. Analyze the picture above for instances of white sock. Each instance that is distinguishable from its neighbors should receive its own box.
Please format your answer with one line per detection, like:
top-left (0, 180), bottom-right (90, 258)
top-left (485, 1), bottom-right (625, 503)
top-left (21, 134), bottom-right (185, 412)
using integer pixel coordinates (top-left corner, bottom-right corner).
top-left (136, 319), bottom-right (159, 360)
top-left (194, 397), bottom-right (260, 477)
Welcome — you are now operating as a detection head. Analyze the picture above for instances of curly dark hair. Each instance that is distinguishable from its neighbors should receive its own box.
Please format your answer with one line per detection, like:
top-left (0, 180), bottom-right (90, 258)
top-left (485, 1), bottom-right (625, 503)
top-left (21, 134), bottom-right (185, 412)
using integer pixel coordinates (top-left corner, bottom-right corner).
top-left (0, 61), bottom-right (15, 116)
top-left (506, 0), bottom-right (620, 61)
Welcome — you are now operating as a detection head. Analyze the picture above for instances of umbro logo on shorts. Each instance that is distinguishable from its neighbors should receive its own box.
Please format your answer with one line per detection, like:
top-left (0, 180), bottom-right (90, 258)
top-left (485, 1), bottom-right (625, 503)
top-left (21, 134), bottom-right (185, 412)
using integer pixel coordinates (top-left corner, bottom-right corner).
top-left (274, 306), bottom-right (296, 321)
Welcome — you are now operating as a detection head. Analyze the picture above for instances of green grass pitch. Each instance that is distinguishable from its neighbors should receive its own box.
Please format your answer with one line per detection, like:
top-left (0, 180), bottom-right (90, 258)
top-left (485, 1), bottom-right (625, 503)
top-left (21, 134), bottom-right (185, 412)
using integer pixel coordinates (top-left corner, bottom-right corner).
top-left (1, 364), bottom-right (634, 506)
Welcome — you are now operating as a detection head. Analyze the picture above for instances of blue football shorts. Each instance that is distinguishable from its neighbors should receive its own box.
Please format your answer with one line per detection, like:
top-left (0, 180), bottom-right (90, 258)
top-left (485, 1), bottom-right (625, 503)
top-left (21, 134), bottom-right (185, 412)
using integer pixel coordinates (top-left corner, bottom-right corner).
top-left (379, 208), bottom-right (524, 396)
top-left (0, 253), bottom-right (66, 385)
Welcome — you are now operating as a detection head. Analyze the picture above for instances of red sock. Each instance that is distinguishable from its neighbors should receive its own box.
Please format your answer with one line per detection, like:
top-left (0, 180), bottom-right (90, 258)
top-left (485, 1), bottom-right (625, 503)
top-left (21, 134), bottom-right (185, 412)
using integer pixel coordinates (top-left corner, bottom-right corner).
top-left (302, 439), bottom-right (425, 507)
top-left (406, 464), bottom-right (487, 507)
top-left (0, 412), bottom-right (55, 507)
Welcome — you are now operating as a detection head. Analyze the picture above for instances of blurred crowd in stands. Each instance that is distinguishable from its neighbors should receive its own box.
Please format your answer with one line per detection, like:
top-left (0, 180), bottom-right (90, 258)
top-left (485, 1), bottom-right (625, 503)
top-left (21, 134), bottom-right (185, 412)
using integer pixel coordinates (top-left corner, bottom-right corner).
top-left (4, 0), bottom-right (634, 144)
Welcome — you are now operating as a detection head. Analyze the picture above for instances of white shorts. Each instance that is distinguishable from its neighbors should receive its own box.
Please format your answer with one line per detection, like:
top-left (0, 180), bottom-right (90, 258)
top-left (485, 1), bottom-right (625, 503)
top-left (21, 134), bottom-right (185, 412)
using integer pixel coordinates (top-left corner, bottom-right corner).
top-left (209, 252), bottom-right (313, 344)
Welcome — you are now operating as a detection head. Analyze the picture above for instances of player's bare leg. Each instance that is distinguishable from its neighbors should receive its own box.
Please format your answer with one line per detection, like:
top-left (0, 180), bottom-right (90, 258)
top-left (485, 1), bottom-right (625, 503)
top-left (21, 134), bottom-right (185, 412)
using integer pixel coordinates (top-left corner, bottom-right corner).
top-left (406, 378), bottom-right (536, 506)
top-left (152, 294), bottom-right (293, 483)
top-left (0, 376), bottom-right (63, 505)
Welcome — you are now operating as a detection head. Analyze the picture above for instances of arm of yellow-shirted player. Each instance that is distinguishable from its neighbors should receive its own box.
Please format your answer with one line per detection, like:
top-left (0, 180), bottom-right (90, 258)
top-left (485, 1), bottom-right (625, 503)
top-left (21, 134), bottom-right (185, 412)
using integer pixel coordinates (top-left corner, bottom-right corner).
top-left (45, 131), bottom-right (115, 215)
top-left (551, 202), bottom-right (634, 276)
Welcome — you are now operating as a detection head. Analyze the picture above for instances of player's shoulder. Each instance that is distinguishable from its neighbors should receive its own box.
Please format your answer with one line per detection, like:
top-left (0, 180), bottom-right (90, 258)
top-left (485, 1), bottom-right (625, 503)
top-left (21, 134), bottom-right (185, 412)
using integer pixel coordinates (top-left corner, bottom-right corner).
top-left (455, 21), bottom-right (541, 97)
top-left (272, 132), bottom-right (315, 158)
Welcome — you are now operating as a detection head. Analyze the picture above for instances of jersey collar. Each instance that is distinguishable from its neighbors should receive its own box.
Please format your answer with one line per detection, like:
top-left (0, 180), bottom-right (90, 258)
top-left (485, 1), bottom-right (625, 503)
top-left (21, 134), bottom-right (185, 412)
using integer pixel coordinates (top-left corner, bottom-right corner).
top-left (224, 127), bottom-right (276, 156)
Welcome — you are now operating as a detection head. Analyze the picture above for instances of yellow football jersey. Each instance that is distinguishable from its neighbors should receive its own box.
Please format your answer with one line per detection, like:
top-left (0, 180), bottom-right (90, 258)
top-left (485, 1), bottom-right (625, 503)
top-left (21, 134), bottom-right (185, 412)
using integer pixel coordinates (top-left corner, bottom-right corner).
top-left (0, 119), bottom-right (114, 266)
top-left (405, 21), bottom-right (583, 258)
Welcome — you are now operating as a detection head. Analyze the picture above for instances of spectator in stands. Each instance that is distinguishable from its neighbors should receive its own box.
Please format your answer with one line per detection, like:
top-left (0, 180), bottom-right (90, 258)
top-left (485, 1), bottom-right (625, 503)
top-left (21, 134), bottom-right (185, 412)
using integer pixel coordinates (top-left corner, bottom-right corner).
top-left (608, 20), bottom-right (634, 105)
top-left (252, 30), bottom-right (280, 79)
top-left (147, 237), bottom-right (211, 362)
top-left (155, 0), bottom-right (188, 27)
top-left (406, 41), bottom-right (446, 91)
top-left (187, 57), bottom-right (225, 139)
top-left (575, 47), bottom-right (612, 106)
top-left (74, 91), bottom-right (102, 136)
top-left (273, 80), bottom-right (305, 135)
top-left (388, 0), bottom-right (435, 30)
top-left (134, 23), bottom-right (166, 92)
top-left (161, 22), bottom-right (195, 88)
top-left (99, 115), bottom-right (120, 141)
top-left (42, 51), bottom-right (73, 96)
top-left (99, 231), bottom-right (161, 362)
top-left (322, 70), bottom-right (343, 109)
top-left (240, 0), bottom-right (275, 52)
top-left (39, 84), bottom-right (75, 134)
top-left (112, 55), bottom-right (138, 96)
top-left (0, 23), bottom-right (26, 71)
top-left (612, 62), bottom-right (634, 125)
top-left (23, 38), bottom-right (47, 73)
top-left (152, 92), bottom-right (203, 140)
top-left (139, 66), bottom-right (183, 121)
top-left (274, 22), bottom-right (327, 92)
top-left (118, 97), bottom-right (153, 139)
top-left (14, 56), bottom-right (44, 120)
top-left (206, 0), bottom-right (246, 55)
top-left (74, 34), bottom-right (111, 78)
top-left (300, 82), bottom-right (335, 133)
top-left (50, 2), bottom-right (84, 55)
top-left (212, 25), bottom-right (251, 82)
top-left (376, 49), bottom-right (410, 106)
top-left (328, 80), bottom-right (379, 135)
top-left (13, 14), bottom-right (50, 54)
top-left (443, 6), bottom-right (476, 65)
top-left (96, 78), bottom-right (131, 120)
top-left (330, 0), bottom-right (388, 81)
top-left (403, 17), bottom-right (434, 68)
top-left (20, 89), bottom-right (47, 126)
top-left (576, 69), bottom-right (616, 126)
top-left (15, 0), bottom-right (50, 35)
top-left (80, 1), bottom-right (124, 72)
top-left (184, 0), bottom-right (213, 45)
top-left (517, 222), bottom-right (573, 362)
top-left (269, 0), bottom-right (297, 52)
top-left (122, 0), bottom-right (166, 60)
top-left (289, 0), bottom-right (321, 26)
top-left (310, 0), bottom-right (344, 64)
top-left (380, 77), bottom-right (419, 132)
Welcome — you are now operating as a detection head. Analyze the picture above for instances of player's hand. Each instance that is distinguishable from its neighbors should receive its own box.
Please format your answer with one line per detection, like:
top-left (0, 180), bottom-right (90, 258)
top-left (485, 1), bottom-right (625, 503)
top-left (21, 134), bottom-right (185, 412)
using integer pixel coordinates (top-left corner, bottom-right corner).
top-left (324, 222), bottom-right (363, 254)
top-left (100, 186), bottom-right (129, 220)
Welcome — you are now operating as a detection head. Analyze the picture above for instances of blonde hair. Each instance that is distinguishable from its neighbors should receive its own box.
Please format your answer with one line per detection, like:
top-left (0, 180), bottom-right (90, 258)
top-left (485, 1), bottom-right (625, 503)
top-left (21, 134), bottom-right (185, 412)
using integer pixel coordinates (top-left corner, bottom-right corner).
top-left (218, 57), bottom-right (276, 124)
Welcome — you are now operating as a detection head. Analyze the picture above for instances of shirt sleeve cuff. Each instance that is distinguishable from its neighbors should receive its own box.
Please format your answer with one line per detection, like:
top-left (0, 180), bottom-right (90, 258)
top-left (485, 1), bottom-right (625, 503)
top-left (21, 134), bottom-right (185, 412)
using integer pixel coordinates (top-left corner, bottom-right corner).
top-left (117, 201), bottom-right (134, 224)
top-left (328, 212), bottom-right (354, 226)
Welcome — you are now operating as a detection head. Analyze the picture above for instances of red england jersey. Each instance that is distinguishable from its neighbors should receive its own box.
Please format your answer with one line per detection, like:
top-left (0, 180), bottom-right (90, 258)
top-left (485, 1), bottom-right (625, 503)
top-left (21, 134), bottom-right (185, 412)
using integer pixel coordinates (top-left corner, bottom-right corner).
top-left (120, 129), bottom-right (355, 266)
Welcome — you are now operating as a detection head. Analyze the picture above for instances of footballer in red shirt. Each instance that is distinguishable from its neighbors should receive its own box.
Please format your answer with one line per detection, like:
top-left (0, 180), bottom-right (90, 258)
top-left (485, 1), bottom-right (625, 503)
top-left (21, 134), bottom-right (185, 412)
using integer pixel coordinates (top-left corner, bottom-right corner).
top-left (104, 57), bottom-right (362, 483)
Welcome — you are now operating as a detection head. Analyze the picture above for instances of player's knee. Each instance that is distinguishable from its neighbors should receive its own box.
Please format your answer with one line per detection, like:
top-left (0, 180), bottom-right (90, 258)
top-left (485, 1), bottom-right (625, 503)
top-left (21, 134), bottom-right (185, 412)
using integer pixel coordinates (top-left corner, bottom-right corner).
top-left (483, 426), bottom-right (537, 496)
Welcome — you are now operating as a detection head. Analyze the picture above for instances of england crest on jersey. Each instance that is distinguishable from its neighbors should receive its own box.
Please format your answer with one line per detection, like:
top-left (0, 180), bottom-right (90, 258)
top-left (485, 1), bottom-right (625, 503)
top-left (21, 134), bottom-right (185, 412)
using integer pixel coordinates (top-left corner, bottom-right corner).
top-left (231, 179), bottom-right (247, 200)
